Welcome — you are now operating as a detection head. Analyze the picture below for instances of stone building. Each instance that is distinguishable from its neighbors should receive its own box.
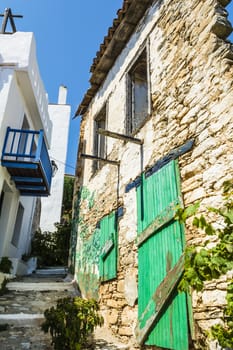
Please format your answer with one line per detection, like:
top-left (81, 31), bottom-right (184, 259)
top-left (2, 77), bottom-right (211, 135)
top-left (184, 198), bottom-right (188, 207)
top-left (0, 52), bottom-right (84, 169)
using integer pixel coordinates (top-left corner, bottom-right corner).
top-left (73, 0), bottom-right (233, 348)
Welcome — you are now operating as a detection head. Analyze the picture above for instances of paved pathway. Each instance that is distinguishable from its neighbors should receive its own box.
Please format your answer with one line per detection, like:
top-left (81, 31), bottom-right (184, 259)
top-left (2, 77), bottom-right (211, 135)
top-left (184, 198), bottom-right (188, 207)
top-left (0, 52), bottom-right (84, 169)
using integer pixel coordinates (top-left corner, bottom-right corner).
top-left (0, 271), bottom-right (129, 350)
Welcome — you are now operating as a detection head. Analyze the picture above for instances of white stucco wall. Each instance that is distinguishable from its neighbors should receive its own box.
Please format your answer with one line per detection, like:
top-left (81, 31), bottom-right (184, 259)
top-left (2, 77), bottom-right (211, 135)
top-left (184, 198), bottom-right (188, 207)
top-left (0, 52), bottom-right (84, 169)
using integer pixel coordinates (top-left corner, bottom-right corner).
top-left (0, 32), bottom-right (52, 144)
top-left (40, 86), bottom-right (71, 232)
top-left (0, 31), bottom-right (53, 274)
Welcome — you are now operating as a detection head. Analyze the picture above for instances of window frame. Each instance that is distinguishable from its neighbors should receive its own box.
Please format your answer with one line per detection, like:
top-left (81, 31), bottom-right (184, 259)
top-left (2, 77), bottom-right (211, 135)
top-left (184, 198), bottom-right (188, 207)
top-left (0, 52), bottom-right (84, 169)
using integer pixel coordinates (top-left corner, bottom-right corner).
top-left (93, 104), bottom-right (107, 173)
top-left (126, 45), bottom-right (151, 135)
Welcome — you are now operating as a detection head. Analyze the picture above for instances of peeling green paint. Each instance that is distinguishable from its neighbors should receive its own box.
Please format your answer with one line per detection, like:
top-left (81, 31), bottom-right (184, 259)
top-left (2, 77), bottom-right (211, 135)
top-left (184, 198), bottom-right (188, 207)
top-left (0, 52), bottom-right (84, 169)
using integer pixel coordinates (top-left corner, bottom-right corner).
top-left (71, 186), bottom-right (102, 299)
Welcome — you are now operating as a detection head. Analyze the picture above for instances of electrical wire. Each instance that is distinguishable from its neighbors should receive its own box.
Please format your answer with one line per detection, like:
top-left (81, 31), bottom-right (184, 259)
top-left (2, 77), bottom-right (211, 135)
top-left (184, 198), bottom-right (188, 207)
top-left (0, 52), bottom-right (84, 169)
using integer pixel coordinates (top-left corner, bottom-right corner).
top-left (50, 156), bottom-right (76, 171)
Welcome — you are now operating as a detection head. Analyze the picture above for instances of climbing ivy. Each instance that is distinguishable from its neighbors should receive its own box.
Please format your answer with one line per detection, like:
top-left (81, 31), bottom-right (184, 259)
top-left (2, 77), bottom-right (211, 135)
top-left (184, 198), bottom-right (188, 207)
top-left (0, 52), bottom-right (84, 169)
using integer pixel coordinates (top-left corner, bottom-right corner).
top-left (175, 180), bottom-right (233, 347)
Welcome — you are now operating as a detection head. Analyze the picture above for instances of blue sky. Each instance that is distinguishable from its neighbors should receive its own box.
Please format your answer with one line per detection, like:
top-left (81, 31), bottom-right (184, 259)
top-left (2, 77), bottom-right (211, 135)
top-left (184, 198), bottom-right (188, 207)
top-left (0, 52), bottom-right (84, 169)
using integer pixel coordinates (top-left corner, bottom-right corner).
top-left (0, 0), bottom-right (122, 174)
top-left (0, 1), bottom-right (233, 175)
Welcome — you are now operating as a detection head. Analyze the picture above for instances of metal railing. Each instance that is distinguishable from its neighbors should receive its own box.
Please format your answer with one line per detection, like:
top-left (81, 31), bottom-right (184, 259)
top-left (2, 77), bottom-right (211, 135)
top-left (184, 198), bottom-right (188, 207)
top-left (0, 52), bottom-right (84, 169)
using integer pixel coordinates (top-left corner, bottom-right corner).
top-left (1, 127), bottom-right (52, 190)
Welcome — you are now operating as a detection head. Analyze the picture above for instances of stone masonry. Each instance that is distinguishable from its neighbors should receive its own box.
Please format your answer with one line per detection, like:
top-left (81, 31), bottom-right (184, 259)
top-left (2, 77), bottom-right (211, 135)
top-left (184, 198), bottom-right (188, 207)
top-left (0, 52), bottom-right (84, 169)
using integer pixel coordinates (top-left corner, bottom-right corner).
top-left (73, 0), bottom-right (233, 348)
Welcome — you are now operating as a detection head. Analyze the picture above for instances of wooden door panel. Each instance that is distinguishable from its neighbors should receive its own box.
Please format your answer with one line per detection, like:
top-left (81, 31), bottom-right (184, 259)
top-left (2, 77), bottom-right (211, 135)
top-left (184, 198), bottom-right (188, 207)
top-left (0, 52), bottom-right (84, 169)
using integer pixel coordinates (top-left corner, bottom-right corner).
top-left (136, 160), bottom-right (189, 349)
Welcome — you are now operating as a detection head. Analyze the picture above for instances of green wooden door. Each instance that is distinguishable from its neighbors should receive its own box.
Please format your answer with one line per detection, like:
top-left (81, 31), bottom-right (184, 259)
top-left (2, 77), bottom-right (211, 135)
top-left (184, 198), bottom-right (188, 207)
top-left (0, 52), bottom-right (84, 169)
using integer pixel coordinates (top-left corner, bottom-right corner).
top-left (135, 160), bottom-right (189, 349)
top-left (99, 211), bottom-right (117, 282)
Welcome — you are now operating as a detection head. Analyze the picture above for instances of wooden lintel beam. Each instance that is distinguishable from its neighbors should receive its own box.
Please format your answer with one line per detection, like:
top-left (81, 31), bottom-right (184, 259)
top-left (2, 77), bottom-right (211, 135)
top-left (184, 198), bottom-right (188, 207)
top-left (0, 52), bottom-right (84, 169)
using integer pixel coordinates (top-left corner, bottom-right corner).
top-left (81, 153), bottom-right (120, 165)
top-left (97, 128), bottom-right (143, 145)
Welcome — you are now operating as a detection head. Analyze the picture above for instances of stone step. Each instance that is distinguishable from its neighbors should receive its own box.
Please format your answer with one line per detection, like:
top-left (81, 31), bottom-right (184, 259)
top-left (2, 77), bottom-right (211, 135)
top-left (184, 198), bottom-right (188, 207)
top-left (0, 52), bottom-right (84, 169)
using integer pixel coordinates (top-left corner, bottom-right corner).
top-left (0, 313), bottom-right (44, 326)
top-left (6, 281), bottom-right (74, 292)
top-left (35, 267), bottom-right (68, 275)
top-left (0, 289), bottom-right (73, 315)
top-left (0, 325), bottom-right (53, 349)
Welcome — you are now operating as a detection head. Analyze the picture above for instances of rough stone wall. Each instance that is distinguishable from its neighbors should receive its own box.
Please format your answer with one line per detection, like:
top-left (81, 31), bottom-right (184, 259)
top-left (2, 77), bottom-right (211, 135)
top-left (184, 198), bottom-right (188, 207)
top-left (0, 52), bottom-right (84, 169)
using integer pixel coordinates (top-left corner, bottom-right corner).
top-left (74, 0), bottom-right (233, 348)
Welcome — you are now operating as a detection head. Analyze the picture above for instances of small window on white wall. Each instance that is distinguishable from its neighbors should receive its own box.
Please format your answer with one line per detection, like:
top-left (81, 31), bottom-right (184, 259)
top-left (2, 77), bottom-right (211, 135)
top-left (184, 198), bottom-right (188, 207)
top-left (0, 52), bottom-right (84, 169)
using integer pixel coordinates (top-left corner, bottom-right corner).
top-left (126, 48), bottom-right (150, 134)
top-left (11, 202), bottom-right (24, 247)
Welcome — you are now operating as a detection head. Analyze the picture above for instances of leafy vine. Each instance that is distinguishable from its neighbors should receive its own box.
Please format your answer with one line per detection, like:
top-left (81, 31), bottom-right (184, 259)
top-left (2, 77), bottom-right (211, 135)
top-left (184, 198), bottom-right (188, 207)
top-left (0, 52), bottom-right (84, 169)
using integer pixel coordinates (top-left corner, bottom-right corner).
top-left (175, 180), bottom-right (233, 347)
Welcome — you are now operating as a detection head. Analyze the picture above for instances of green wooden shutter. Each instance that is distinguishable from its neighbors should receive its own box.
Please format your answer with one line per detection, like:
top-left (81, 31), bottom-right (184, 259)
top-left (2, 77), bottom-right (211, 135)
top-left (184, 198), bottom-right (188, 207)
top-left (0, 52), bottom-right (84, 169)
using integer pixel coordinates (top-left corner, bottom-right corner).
top-left (99, 211), bottom-right (117, 282)
top-left (135, 160), bottom-right (189, 349)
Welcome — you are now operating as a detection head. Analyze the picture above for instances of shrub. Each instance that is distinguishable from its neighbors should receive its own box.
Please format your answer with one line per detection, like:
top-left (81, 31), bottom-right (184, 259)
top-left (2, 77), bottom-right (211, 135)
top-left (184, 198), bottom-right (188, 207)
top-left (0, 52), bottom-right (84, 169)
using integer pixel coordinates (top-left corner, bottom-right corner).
top-left (0, 257), bottom-right (12, 274)
top-left (41, 296), bottom-right (104, 350)
top-left (31, 221), bottom-right (71, 267)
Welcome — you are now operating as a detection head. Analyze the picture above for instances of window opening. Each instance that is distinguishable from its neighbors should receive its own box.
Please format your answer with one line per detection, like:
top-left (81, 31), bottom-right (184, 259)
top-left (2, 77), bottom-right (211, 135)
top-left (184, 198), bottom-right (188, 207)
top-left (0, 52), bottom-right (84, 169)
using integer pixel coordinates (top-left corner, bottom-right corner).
top-left (93, 105), bottom-right (107, 172)
top-left (127, 48), bottom-right (149, 134)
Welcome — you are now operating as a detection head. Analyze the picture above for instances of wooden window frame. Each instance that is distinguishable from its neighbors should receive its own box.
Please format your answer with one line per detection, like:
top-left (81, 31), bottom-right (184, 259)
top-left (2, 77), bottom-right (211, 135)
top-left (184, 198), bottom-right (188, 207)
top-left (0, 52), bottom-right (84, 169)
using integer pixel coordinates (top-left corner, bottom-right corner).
top-left (126, 46), bottom-right (151, 135)
top-left (93, 104), bottom-right (107, 173)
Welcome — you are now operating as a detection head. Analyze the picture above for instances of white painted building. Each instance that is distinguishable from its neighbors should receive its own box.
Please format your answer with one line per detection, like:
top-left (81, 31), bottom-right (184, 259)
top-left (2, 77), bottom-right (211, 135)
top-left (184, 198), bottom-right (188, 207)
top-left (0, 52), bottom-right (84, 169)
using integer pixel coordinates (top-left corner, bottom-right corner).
top-left (40, 86), bottom-right (71, 232)
top-left (0, 12), bottom-right (66, 274)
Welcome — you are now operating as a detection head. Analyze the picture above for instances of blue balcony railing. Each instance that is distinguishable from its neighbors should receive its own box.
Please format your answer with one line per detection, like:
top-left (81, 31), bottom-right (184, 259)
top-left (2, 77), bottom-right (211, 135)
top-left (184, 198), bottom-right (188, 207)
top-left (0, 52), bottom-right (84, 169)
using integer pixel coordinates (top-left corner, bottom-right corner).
top-left (1, 127), bottom-right (52, 196)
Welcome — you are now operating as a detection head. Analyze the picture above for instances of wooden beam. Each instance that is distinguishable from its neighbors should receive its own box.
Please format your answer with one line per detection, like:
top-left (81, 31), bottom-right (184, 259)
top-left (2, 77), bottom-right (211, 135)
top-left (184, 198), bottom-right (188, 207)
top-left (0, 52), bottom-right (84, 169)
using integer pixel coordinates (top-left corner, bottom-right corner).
top-left (135, 254), bottom-right (184, 345)
top-left (137, 199), bottom-right (181, 246)
top-left (81, 153), bottom-right (120, 165)
top-left (101, 237), bottom-right (114, 260)
top-left (97, 128), bottom-right (143, 145)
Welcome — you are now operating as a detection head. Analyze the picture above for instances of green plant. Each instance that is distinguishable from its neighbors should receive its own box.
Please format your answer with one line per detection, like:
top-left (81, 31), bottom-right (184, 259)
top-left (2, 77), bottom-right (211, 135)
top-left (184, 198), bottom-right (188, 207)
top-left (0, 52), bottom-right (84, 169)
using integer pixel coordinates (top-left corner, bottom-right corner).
top-left (62, 176), bottom-right (75, 216)
top-left (0, 278), bottom-right (8, 296)
top-left (175, 180), bottom-right (233, 347)
top-left (211, 281), bottom-right (233, 348)
top-left (41, 297), bottom-right (104, 350)
top-left (0, 257), bottom-right (12, 274)
top-left (31, 222), bottom-right (71, 267)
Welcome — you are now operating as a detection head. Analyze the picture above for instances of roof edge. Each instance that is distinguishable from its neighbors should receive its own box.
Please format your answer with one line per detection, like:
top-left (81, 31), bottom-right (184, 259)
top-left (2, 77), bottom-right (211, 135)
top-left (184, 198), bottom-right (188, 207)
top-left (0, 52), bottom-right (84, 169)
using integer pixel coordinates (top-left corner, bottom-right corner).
top-left (75, 0), bottom-right (154, 117)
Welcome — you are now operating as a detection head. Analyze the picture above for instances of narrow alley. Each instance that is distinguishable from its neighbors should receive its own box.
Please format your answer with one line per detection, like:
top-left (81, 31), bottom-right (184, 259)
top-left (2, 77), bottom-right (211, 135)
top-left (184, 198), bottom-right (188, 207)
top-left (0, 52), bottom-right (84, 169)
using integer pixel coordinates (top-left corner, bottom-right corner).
top-left (0, 269), bottom-right (129, 350)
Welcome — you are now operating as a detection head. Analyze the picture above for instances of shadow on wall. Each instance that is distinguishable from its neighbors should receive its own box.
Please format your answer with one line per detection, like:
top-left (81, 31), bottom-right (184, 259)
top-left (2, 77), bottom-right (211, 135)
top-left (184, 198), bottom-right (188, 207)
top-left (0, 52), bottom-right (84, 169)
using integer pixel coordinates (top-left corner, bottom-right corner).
top-left (226, 2), bottom-right (233, 42)
top-left (0, 53), bottom-right (13, 92)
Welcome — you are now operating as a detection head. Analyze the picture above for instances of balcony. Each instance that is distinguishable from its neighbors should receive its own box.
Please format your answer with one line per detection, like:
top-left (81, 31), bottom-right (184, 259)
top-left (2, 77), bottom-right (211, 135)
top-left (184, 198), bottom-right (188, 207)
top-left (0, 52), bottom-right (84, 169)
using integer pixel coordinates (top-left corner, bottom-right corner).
top-left (1, 127), bottom-right (52, 196)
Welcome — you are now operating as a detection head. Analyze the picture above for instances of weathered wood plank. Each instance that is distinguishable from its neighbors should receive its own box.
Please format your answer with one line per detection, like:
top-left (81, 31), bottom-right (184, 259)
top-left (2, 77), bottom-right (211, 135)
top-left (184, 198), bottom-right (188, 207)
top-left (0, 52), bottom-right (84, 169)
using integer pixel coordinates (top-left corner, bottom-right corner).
top-left (135, 254), bottom-right (184, 345)
top-left (97, 128), bottom-right (143, 145)
top-left (137, 199), bottom-right (182, 246)
top-left (81, 153), bottom-right (120, 165)
top-left (101, 237), bottom-right (114, 260)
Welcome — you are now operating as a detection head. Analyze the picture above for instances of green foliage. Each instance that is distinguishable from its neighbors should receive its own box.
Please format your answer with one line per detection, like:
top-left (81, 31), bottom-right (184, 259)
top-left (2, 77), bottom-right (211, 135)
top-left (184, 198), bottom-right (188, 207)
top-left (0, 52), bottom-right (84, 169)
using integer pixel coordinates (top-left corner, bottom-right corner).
top-left (211, 281), bottom-right (233, 348)
top-left (0, 278), bottom-right (9, 296)
top-left (175, 201), bottom-right (200, 223)
top-left (41, 296), bottom-right (104, 350)
top-left (62, 176), bottom-right (75, 217)
top-left (0, 257), bottom-right (12, 274)
top-left (31, 221), bottom-right (71, 267)
top-left (176, 180), bottom-right (233, 346)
